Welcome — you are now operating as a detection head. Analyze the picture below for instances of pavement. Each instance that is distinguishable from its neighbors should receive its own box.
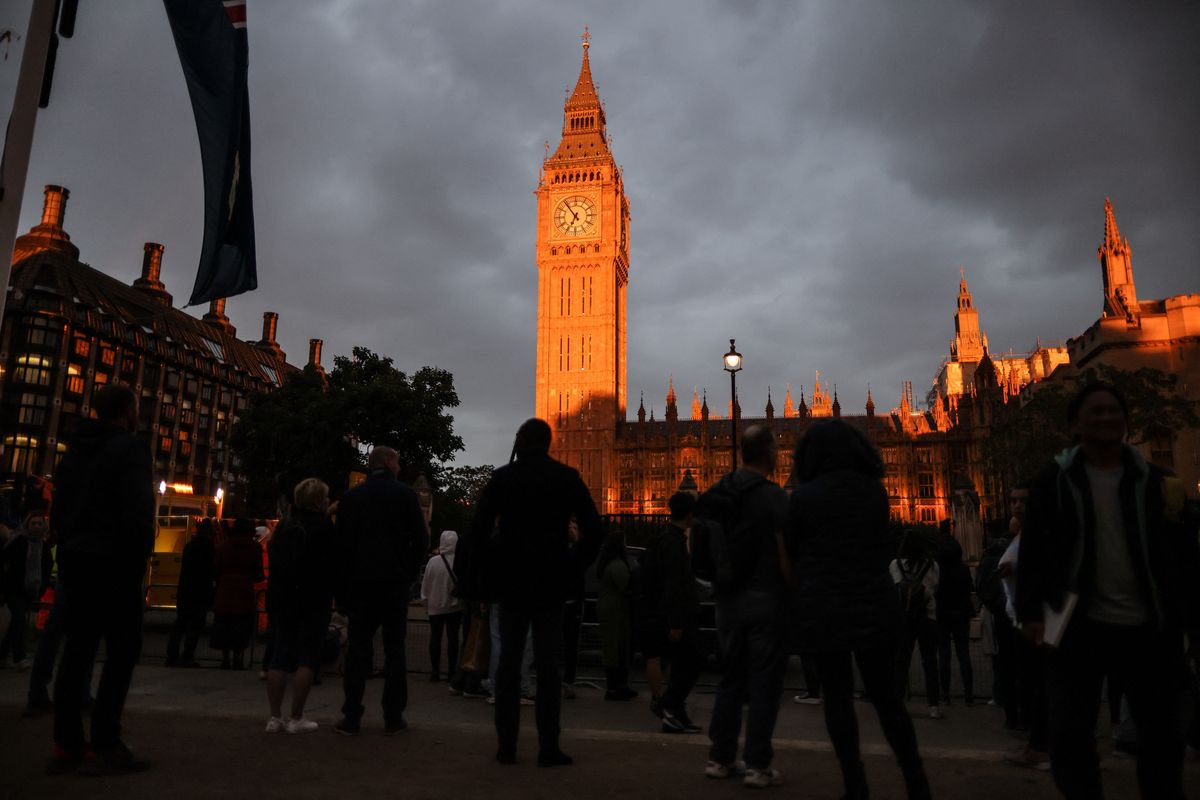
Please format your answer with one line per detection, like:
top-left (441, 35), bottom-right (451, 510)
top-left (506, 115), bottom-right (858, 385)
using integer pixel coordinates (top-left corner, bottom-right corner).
top-left (0, 622), bottom-right (1194, 799)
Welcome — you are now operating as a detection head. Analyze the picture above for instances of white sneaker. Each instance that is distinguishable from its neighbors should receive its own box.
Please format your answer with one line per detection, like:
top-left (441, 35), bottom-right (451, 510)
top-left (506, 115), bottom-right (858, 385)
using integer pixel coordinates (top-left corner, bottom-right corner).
top-left (705, 759), bottom-right (747, 779)
top-left (743, 768), bottom-right (782, 788)
top-left (929, 706), bottom-right (945, 720)
top-left (265, 716), bottom-right (286, 733)
top-left (792, 692), bottom-right (822, 705)
top-left (286, 717), bottom-right (319, 734)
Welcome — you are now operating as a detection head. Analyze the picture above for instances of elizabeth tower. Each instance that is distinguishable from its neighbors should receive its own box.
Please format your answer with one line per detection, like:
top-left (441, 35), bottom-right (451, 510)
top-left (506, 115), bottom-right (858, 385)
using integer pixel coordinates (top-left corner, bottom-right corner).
top-left (534, 31), bottom-right (630, 509)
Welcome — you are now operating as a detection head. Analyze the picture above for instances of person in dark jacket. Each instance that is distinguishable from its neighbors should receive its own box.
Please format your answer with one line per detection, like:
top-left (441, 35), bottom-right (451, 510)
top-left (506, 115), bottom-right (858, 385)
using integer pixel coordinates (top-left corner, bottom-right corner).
top-left (935, 532), bottom-right (975, 705)
top-left (335, 446), bottom-right (428, 736)
top-left (264, 478), bottom-right (335, 734)
top-left (786, 419), bottom-right (931, 800)
top-left (1017, 383), bottom-right (1200, 799)
top-left (468, 418), bottom-right (603, 767)
top-left (48, 384), bottom-right (154, 775)
top-left (210, 519), bottom-right (263, 669)
top-left (165, 518), bottom-right (216, 668)
top-left (596, 533), bottom-right (636, 701)
top-left (641, 491), bottom-right (701, 731)
top-left (704, 425), bottom-right (791, 788)
top-left (0, 511), bottom-right (50, 667)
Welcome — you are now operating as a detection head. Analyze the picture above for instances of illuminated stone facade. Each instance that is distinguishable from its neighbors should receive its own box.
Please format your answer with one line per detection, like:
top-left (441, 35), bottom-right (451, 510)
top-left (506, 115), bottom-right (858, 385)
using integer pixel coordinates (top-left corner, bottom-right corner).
top-left (1031, 199), bottom-right (1200, 497)
top-left (535, 39), bottom-right (1199, 544)
top-left (0, 186), bottom-right (325, 507)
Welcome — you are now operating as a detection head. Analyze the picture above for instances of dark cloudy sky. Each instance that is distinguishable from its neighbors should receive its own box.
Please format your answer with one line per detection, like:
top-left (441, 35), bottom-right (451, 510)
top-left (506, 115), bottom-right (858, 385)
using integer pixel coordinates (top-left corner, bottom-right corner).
top-left (3, 2), bottom-right (1198, 468)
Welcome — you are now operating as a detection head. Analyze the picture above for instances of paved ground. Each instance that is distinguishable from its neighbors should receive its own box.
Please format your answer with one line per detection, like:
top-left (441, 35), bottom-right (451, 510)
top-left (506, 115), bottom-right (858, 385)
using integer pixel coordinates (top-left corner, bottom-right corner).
top-left (0, 623), bottom-right (1193, 798)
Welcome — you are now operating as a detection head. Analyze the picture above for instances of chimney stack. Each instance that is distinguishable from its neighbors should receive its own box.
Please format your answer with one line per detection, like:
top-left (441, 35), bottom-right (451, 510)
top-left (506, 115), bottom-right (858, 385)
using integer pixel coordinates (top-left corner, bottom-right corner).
top-left (41, 185), bottom-right (69, 228)
top-left (308, 338), bottom-right (323, 368)
top-left (256, 311), bottom-right (285, 361)
top-left (12, 185), bottom-right (79, 260)
top-left (262, 311), bottom-right (278, 343)
top-left (132, 242), bottom-right (172, 305)
top-left (202, 296), bottom-right (235, 335)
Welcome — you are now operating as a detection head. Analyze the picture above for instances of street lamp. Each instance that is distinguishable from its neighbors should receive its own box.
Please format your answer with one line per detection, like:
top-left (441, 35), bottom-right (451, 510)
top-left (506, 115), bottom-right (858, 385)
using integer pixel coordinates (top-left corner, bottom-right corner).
top-left (723, 338), bottom-right (743, 472)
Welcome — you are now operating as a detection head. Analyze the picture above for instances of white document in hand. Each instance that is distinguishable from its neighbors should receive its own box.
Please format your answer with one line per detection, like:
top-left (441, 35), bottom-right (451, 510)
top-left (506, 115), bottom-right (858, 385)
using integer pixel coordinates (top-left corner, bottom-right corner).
top-left (1042, 592), bottom-right (1079, 648)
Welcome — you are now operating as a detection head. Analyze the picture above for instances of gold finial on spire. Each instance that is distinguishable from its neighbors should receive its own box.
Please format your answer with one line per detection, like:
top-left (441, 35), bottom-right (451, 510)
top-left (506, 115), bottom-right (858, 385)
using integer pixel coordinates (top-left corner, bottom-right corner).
top-left (581, 25), bottom-right (591, 50)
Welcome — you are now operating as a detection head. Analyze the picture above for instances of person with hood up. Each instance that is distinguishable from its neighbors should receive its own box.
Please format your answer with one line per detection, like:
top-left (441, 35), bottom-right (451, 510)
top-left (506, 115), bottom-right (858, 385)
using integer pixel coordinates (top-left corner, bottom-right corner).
top-left (786, 420), bottom-right (931, 800)
top-left (422, 530), bottom-right (464, 683)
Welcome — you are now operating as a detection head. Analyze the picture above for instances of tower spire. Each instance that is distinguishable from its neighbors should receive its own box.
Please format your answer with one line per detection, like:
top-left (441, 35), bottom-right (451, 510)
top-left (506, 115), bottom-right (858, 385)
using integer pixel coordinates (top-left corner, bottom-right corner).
top-left (1099, 197), bottom-right (1138, 322)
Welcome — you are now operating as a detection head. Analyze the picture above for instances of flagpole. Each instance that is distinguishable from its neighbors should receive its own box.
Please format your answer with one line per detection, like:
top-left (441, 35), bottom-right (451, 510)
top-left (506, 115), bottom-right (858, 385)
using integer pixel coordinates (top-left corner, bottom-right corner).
top-left (0, 0), bottom-right (57, 324)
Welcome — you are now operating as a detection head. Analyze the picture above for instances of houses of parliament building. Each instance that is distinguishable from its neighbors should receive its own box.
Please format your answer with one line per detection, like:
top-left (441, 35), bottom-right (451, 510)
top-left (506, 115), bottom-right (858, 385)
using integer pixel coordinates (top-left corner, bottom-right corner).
top-left (534, 34), bottom-right (1200, 552)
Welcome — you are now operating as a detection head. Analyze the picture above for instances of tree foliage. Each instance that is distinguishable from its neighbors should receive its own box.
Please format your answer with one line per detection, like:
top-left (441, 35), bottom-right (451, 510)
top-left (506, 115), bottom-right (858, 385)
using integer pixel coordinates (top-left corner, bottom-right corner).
top-left (231, 347), bottom-right (464, 516)
top-left (429, 464), bottom-right (494, 537)
top-left (1083, 364), bottom-right (1199, 445)
top-left (981, 364), bottom-right (1199, 494)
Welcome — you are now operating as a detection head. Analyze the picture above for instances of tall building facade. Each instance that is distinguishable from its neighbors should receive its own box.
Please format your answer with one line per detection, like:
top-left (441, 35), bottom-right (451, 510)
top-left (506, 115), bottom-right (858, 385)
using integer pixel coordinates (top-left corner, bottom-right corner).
top-left (0, 185), bottom-right (326, 510)
top-left (534, 31), bottom-right (631, 502)
top-left (533, 38), bottom-right (1199, 551)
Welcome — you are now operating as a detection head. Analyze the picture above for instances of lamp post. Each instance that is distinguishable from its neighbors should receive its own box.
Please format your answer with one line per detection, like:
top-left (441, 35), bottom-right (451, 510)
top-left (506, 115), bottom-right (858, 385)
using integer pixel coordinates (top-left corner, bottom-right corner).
top-left (723, 338), bottom-right (743, 472)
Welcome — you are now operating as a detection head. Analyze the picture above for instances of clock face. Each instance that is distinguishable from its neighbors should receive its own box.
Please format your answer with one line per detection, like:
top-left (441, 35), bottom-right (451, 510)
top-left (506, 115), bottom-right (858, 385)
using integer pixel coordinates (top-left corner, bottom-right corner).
top-left (554, 195), bottom-right (597, 237)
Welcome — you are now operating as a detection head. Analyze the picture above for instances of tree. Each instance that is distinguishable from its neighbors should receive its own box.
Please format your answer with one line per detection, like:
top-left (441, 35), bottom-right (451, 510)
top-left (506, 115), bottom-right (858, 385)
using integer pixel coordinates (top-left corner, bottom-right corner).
top-left (981, 364), bottom-right (1200, 497)
top-left (430, 464), bottom-right (494, 537)
top-left (330, 347), bottom-right (464, 483)
top-left (231, 347), bottom-right (465, 516)
top-left (230, 366), bottom-right (358, 515)
top-left (1083, 364), bottom-right (1199, 446)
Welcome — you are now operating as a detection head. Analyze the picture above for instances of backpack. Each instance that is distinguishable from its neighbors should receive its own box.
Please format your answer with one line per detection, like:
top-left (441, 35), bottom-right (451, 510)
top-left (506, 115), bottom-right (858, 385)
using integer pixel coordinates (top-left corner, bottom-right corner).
top-left (897, 559), bottom-right (933, 621)
top-left (691, 474), bottom-right (768, 591)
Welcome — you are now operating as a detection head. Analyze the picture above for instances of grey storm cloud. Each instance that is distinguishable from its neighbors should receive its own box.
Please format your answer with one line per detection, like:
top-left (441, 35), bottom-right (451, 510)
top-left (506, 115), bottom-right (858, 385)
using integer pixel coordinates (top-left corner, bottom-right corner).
top-left (2, 1), bottom-right (1196, 467)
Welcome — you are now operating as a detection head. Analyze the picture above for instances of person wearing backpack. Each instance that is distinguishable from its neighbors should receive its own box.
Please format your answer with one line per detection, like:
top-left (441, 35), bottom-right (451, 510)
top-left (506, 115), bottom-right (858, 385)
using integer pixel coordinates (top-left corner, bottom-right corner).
top-left (422, 530), bottom-right (464, 684)
top-left (701, 426), bottom-right (790, 789)
top-left (891, 530), bottom-right (942, 719)
top-left (786, 420), bottom-right (931, 800)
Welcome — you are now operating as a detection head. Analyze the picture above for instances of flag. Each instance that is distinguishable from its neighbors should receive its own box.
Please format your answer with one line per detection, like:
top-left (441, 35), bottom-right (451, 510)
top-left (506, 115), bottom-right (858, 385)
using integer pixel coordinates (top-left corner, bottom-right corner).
top-left (163, 0), bottom-right (257, 306)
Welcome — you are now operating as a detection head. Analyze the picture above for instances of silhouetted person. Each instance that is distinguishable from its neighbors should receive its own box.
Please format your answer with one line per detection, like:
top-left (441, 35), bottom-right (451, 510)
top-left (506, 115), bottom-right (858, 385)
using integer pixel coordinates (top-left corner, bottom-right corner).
top-left (1018, 383), bottom-right (1200, 799)
top-left (703, 425), bottom-right (790, 788)
top-left (639, 491), bottom-right (702, 728)
top-left (335, 446), bottom-right (428, 735)
top-left (211, 518), bottom-right (263, 669)
top-left (48, 384), bottom-right (154, 775)
top-left (264, 478), bottom-right (336, 734)
top-left (469, 418), bottom-right (603, 767)
top-left (935, 531), bottom-right (975, 705)
top-left (786, 420), bottom-right (931, 799)
top-left (892, 531), bottom-right (942, 719)
top-left (166, 518), bottom-right (216, 668)
top-left (596, 532), bottom-right (636, 700)
top-left (422, 530), bottom-right (464, 683)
